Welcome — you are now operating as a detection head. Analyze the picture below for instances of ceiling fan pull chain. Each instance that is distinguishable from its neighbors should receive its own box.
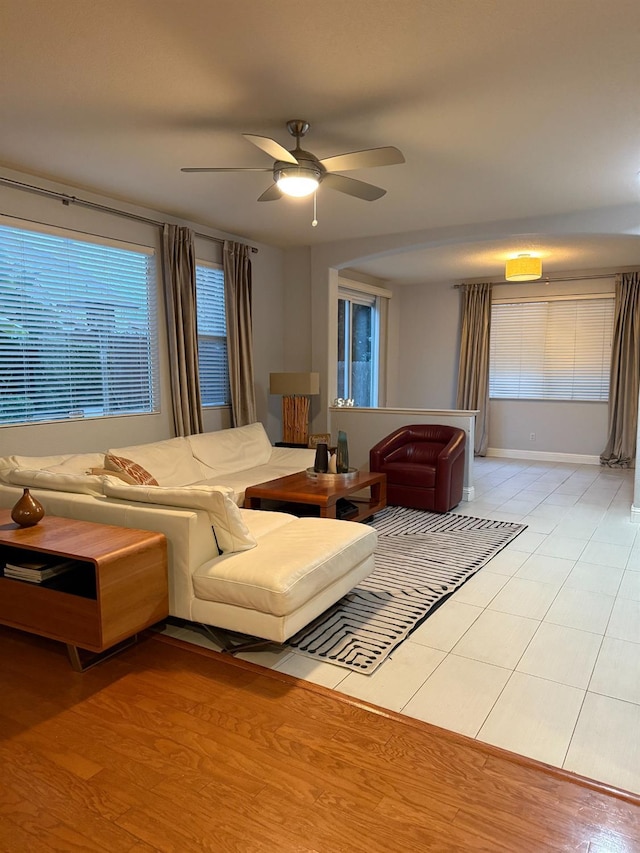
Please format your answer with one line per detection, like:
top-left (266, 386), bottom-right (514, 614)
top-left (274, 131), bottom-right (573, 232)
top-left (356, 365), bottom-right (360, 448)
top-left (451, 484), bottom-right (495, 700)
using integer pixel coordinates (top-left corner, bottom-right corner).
top-left (312, 190), bottom-right (318, 227)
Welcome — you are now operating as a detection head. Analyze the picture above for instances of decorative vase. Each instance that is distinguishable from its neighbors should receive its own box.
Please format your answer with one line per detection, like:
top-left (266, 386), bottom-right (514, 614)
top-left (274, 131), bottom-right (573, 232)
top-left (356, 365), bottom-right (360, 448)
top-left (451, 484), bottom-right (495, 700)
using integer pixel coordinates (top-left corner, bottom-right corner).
top-left (11, 488), bottom-right (45, 527)
top-left (336, 430), bottom-right (349, 474)
top-left (313, 443), bottom-right (329, 473)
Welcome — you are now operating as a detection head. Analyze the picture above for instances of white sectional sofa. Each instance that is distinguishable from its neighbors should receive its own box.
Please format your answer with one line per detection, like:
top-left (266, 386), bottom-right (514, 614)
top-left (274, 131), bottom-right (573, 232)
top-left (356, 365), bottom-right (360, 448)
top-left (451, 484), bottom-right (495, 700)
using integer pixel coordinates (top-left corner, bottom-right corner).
top-left (0, 423), bottom-right (377, 644)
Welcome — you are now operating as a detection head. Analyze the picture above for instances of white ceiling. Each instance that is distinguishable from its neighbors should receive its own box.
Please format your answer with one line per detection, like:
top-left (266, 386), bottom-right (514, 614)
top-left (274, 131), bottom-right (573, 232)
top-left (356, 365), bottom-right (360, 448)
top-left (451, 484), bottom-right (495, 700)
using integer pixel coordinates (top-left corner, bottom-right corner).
top-left (2, 0), bottom-right (640, 284)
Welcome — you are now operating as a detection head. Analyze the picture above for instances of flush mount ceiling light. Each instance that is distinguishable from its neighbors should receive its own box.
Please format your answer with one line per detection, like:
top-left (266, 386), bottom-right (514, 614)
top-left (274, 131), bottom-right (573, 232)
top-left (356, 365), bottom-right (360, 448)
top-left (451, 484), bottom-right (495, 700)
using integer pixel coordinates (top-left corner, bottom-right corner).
top-left (274, 163), bottom-right (321, 198)
top-left (505, 253), bottom-right (542, 282)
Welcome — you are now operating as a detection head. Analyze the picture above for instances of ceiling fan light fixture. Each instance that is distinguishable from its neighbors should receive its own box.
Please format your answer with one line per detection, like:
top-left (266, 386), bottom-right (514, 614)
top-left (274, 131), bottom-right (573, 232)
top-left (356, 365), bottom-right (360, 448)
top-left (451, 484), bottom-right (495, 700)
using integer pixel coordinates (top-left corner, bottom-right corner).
top-left (505, 253), bottom-right (542, 282)
top-left (275, 168), bottom-right (320, 198)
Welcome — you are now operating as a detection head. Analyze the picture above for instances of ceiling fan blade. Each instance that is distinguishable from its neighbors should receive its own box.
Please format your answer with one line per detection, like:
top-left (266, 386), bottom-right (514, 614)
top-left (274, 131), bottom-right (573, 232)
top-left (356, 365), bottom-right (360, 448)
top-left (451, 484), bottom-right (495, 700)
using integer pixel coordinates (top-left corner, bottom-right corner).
top-left (243, 134), bottom-right (299, 164)
top-left (257, 183), bottom-right (283, 202)
top-left (322, 173), bottom-right (386, 201)
top-left (181, 167), bottom-right (271, 173)
top-left (319, 146), bottom-right (405, 172)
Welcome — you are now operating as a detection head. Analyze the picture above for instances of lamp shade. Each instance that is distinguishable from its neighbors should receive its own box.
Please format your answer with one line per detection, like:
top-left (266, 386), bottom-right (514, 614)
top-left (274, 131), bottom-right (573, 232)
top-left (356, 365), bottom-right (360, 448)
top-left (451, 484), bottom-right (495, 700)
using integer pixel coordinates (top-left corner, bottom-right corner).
top-left (269, 372), bottom-right (320, 396)
top-left (505, 254), bottom-right (542, 282)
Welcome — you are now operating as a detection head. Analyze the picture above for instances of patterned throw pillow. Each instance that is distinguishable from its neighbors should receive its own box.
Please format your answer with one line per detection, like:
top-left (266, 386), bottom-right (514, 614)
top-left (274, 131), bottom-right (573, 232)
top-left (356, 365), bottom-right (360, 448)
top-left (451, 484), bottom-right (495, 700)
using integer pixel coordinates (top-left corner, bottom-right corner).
top-left (104, 453), bottom-right (159, 486)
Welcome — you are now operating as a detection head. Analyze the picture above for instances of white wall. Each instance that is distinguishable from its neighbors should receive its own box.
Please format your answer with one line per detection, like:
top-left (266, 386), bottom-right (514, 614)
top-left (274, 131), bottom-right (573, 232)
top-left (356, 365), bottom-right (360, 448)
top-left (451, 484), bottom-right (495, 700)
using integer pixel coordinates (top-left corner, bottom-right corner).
top-left (0, 168), bottom-right (286, 456)
top-left (295, 215), bottom-right (633, 460)
top-left (388, 280), bottom-right (460, 408)
top-left (390, 274), bottom-right (615, 458)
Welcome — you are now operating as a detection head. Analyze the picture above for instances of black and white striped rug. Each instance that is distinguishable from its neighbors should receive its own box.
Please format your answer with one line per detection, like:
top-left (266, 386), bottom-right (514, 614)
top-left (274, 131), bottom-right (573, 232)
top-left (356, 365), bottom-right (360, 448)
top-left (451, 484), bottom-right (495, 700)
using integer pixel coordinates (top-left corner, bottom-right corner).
top-left (287, 505), bottom-right (526, 674)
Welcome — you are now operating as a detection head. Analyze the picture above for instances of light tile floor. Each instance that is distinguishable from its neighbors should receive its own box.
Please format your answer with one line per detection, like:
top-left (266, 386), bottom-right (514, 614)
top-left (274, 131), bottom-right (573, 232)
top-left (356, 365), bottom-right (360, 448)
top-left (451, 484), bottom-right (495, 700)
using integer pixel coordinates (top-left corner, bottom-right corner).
top-left (164, 457), bottom-right (640, 796)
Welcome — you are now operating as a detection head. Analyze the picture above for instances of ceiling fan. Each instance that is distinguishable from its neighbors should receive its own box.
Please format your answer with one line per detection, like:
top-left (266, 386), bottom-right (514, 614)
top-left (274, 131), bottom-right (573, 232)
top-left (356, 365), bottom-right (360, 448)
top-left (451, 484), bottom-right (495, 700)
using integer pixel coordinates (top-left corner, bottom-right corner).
top-left (181, 119), bottom-right (405, 202)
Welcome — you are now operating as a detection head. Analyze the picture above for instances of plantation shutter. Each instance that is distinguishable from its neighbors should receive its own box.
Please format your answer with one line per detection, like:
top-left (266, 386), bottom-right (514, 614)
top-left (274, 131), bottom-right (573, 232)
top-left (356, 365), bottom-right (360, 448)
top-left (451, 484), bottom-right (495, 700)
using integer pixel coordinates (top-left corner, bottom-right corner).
top-left (0, 219), bottom-right (158, 425)
top-left (489, 296), bottom-right (614, 400)
top-left (195, 262), bottom-right (230, 406)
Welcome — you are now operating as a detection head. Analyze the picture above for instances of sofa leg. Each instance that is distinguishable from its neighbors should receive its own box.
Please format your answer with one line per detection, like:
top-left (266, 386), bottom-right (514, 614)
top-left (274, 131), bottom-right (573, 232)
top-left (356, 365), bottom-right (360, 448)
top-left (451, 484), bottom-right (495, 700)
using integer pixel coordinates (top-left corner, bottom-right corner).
top-left (197, 623), bottom-right (281, 655)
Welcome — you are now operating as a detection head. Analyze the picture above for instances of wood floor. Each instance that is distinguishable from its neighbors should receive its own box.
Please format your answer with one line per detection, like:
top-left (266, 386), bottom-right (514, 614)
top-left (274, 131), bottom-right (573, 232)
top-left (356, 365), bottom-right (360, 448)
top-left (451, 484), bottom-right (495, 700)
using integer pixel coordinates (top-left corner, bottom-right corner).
top-left (1, 625), bottom-right (640, 852)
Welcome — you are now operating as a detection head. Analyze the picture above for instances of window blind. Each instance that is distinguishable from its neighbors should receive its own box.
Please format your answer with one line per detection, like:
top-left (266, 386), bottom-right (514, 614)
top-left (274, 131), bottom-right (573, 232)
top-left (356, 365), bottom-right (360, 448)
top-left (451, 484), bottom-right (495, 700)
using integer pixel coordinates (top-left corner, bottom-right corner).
top-left (195, 262), bottom-right (230, 406)
top-left (0, 221), bottom-right (158, 426)
top-left (489, 296), bottom-right (614, 401)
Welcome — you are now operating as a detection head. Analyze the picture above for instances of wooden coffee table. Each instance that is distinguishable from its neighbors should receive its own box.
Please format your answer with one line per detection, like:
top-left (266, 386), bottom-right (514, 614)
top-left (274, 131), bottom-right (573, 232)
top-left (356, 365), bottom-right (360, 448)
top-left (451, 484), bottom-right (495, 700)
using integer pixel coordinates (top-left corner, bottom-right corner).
top-left (244, 470), bottom-right (386, 522)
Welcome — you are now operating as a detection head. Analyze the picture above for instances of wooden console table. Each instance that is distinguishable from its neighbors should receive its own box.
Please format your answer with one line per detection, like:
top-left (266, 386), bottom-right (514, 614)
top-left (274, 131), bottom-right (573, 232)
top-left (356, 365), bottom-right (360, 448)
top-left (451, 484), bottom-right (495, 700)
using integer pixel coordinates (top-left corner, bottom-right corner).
top-left (0, 510), bottom-right (168, 671)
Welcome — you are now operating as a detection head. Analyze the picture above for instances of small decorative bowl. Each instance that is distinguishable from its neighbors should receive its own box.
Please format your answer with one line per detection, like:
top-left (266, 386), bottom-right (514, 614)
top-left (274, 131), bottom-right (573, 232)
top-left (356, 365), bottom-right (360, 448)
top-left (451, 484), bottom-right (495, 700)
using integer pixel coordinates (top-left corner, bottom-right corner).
top-left (306, 467), bottom-right (359, 481)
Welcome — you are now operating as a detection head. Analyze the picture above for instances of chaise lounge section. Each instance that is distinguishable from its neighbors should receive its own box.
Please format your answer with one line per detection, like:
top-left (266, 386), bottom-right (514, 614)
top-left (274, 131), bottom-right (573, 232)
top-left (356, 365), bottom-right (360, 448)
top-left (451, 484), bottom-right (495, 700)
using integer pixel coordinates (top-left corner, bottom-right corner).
top-left (0, 423), bottom-right (378, 645)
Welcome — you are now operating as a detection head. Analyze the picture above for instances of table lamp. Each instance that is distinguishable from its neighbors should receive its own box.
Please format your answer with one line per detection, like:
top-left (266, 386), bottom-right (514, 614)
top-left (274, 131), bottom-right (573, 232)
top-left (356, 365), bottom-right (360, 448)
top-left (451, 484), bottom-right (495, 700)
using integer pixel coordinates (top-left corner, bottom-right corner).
top-left (269, 372), bottom-right (320, 445)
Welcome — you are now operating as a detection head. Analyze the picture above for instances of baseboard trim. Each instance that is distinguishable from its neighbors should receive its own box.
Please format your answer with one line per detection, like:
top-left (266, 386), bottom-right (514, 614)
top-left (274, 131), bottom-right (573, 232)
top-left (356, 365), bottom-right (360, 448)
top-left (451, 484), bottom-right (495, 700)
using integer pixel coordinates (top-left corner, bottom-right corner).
top-left (486, 448), bottom-right (601, 465)
top-left (632, 504), bottom-right (640, 524)
top-left (462, 485), bottom-right (475, 502)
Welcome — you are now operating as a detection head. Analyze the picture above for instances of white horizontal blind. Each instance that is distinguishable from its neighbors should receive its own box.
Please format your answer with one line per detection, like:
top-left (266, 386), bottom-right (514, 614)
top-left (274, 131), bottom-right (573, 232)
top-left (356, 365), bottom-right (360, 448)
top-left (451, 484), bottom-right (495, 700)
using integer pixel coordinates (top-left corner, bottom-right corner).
top-left (0, 221), bottom-right (159, 426)
top-left (195, 262), bottom-right (230, 406)
top-left (489, 297), bottom-right (614, 401)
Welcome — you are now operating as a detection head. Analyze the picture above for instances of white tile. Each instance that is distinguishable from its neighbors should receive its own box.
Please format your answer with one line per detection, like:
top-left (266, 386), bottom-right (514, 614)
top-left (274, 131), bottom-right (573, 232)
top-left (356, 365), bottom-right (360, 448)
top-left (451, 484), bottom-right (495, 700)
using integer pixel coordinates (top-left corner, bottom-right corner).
top-left (409, 600), bottom-right (483, 652)
top-left (556, 518), bottom-right (600, 540)
top-left (483, 548), bottom-right (529, 576)
top-left (591, 520), bottom-right (638, 547)
top-left (450, 570), bottom-right (509, 607)
top-left (488, 576), bottom-right (558, 620)
top-left (618, 570), bottom-right (640, 602)
top-left (606, 598), bottom-right (640, 644)
top-left (564, 561), bottom-right (624, 597)
top-left (520, 516), bottom-right (557, 535)
top-left (452, 609), bottom-right (539, 668)
top-left (589, 636), bottom-right (640, 704)
top-left (515, 553), bottom-right (575, 585)
top-left (506, 529), bottom-right (548, 553)
top-left (544, 587), bottom-right (615, 634)
top-left (580, 540), bottom-right (632, 570)
top-left (273, 653), bottom-right (350, 688)
top-left (499, 499), bottom-right (542, 516)
top-left (516, 622), bottom-right (602, 689)
top-left (527, 504), bottom-right (571, 522)
top-left (564, 692), bottom-right (640, 795)
top-left (477, 672), bottom-right (584, 766)
top-left (237, 646), bottom-right (296, 667)
top-left (534, 535), bottom-right (587, 561)
top-left (542, 493), bottom-right (579, 507)
top-left (402, 655), bottom-right (511, 738)
top-left (336, 641), bottom-right (445, 712)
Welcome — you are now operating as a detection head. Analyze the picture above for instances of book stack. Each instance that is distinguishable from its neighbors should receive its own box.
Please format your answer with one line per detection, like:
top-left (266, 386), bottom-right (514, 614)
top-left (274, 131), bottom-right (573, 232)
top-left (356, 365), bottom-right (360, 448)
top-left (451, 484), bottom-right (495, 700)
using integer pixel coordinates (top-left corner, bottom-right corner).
top-left (3, 556), bottom-right (77, 583)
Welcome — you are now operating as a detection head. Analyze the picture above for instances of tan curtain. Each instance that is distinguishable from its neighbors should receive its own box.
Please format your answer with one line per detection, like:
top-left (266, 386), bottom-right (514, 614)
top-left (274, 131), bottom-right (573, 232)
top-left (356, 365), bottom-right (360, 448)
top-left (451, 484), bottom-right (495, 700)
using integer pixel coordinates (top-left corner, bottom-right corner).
top-left (600, 271), bottom-right (640, 467)
top-left (223, 240), bottom-right (256, 426)
top-left (160, 224), bottom-right (203, 436)
top-left (456, 282), bottom-right (492, 456)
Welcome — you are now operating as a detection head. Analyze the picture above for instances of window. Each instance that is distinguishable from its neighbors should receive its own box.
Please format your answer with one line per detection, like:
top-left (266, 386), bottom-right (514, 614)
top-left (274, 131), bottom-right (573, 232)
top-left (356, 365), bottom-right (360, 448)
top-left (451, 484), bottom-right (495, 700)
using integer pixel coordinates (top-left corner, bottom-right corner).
top-left (489, 296), bottom-right (614, 401)
top-left (195, 262), bottom-right (230, 406)
top-left (0, 219), bottom-right (158, 426)
top-left (337, 285), bottom-right (383, 407)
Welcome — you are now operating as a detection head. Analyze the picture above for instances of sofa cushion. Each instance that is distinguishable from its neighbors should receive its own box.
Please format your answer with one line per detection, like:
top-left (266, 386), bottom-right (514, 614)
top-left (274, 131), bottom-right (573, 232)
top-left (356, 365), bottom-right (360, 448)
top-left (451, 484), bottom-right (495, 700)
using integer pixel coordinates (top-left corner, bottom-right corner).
top-left (187, 422), bottom-right (272, 477)
top-left (105, 453), bottom-right (159, 486)
top-left (7, 452), bottom-right (105, 474)
top-left (88, 467), bottom-right (138, 485)
top-left (8, 468), bottom-right (106, 497)
top-left (101, 480), bottom-right (256, 554)
top-left (106, 437), bottom-right (203, 486)
top-left (192, 518), bottom-right (376, 617)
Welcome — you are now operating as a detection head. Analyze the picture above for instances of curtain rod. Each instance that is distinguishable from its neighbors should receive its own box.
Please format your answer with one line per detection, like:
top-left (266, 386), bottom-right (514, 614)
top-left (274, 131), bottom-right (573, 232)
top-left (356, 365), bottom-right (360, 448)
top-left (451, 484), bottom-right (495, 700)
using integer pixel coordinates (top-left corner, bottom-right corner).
top-left (454, 272), bottom-right (621, 288)
top-left (0, 175), bottom-right (258, 253)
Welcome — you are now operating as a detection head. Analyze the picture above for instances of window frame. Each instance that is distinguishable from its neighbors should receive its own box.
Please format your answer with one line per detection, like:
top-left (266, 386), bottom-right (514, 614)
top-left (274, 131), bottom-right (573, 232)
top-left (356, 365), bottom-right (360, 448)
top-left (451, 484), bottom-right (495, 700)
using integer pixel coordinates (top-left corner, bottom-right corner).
top-left (195, 259), bottom-right (230, 408)
top-left (336, 279), bottom-right (390, 407)
top-left (489, 293), bottom-right (615, 402)
top-left (0, 215), bottom-right (159, 428)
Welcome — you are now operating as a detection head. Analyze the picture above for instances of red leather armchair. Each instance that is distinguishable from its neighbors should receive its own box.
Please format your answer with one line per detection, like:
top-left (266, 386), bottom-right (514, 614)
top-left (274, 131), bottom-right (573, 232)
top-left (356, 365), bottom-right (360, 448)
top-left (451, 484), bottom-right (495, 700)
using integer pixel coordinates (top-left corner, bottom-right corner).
top-left (369, 424), bottom-right (466, 513)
